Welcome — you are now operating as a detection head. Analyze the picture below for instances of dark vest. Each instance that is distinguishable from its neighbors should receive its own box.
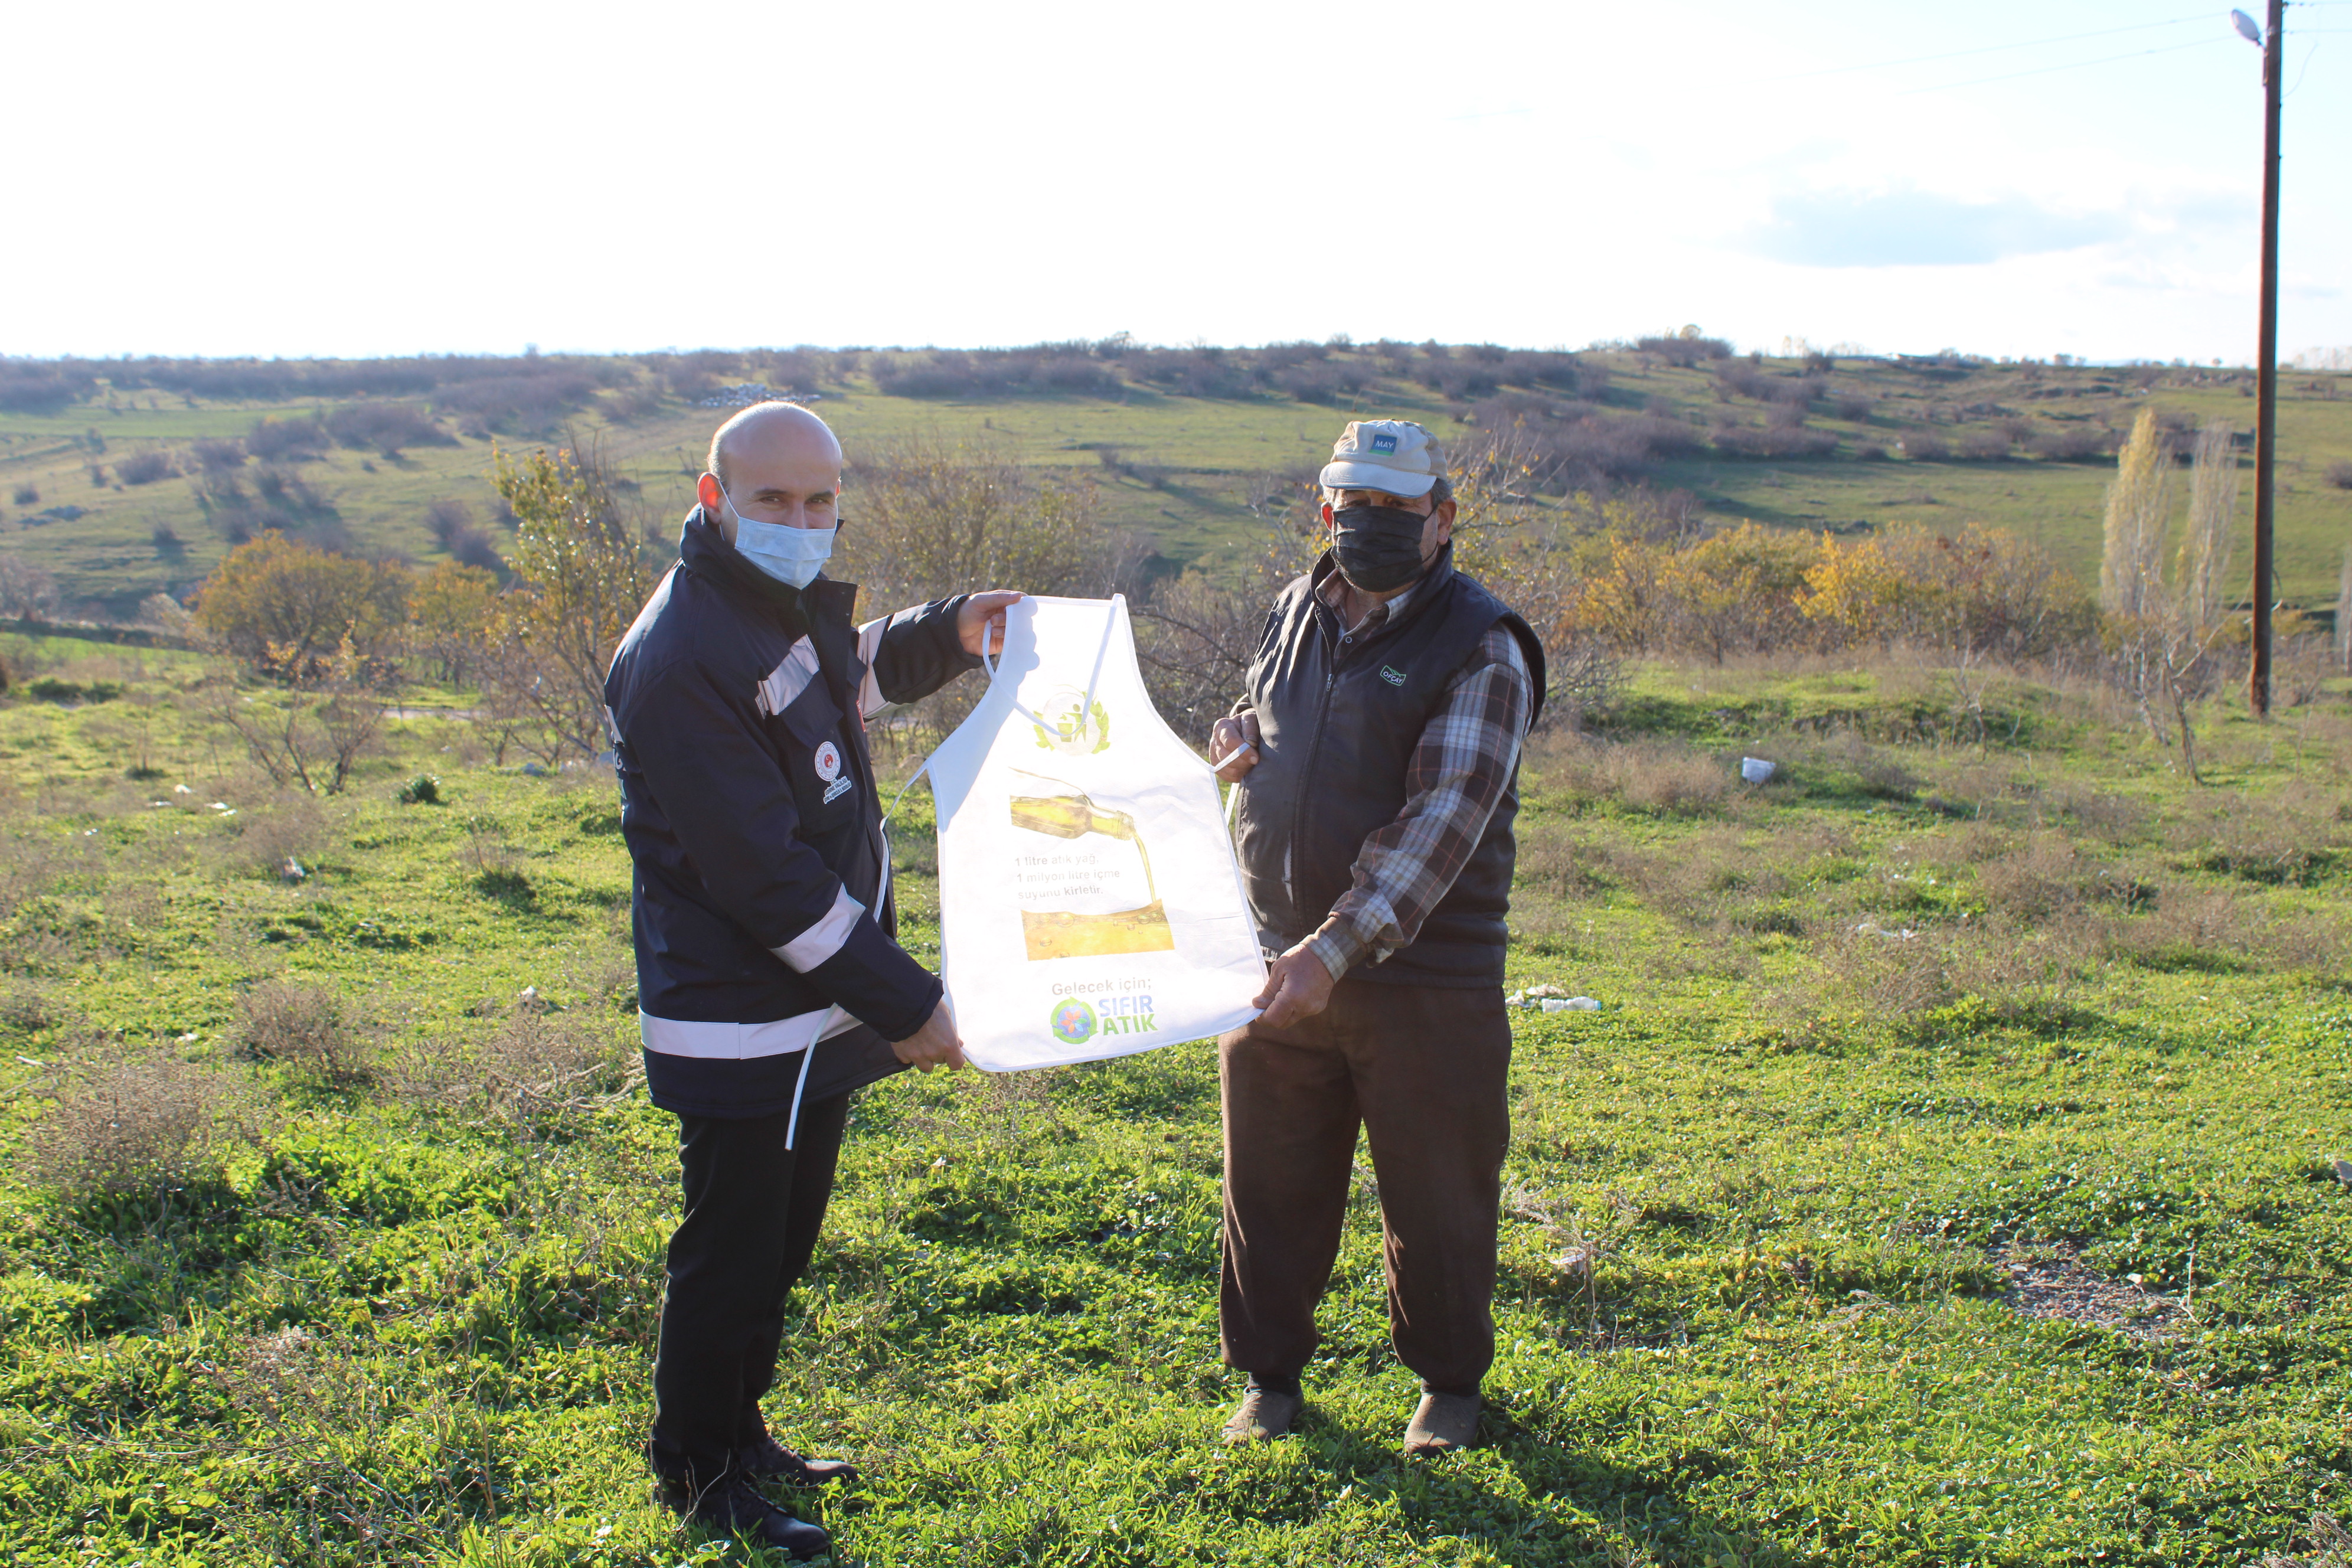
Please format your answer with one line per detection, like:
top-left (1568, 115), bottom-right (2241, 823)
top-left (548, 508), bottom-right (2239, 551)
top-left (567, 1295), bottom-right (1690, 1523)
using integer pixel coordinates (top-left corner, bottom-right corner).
top-left (1233, 549), bottom-right (1545, 988)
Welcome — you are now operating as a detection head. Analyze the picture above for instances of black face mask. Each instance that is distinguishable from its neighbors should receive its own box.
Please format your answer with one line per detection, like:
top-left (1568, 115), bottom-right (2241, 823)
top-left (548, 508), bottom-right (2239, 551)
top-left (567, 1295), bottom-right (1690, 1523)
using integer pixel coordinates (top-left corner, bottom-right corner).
top-left (1331, 503), bottom-right (1431, 594)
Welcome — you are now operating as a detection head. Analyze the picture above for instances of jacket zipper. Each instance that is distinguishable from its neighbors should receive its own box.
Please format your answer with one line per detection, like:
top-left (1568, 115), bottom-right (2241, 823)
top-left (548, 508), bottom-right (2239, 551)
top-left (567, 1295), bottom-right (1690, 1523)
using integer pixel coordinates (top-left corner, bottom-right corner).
top-left (1284, 608), bottom-right (1344, 932)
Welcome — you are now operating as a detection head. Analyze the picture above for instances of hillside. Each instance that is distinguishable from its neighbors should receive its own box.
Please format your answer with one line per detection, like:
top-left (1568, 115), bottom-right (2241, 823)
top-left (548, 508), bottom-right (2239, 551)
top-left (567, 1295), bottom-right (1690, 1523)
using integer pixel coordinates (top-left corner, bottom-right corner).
top-left (2, 342), bottom-right (2348, 621)
top-left (4, 629), bottom-right (2350, 1563)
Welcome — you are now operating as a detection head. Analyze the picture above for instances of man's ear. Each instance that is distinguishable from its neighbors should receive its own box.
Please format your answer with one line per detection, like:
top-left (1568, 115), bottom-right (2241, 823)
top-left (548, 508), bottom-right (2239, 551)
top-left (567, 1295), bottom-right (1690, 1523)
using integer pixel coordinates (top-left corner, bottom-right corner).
top-left (696, 472), bottom-right (723, 512)
top-left (1432, 498), bottom-right (1456, 545)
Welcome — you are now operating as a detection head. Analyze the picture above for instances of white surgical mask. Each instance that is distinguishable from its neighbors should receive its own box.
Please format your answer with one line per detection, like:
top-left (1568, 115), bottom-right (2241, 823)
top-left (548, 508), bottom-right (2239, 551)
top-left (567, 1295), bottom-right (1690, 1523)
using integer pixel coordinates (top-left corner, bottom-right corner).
top-left (718, 482), bottom-right (836, 589)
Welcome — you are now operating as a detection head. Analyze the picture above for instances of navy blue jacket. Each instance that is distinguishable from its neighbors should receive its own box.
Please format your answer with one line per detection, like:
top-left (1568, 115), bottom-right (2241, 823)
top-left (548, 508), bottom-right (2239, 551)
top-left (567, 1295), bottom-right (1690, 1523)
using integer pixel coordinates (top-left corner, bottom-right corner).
top-left (604, 510), bottom-right (978, 1115)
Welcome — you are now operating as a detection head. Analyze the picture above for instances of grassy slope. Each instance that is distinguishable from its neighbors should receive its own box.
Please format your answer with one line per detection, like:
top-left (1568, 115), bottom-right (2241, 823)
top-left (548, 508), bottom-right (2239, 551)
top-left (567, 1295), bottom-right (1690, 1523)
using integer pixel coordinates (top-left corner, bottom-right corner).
top-left (2, 633), bottom-right (2349, 1565)
top-left (4, 355), bottom-right (2349, 619)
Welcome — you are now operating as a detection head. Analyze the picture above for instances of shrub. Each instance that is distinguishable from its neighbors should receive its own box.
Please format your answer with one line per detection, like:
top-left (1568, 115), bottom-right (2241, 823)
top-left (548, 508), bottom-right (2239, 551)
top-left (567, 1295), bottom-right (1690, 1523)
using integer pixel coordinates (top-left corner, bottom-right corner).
top-left (191, 438), bottom-right (247, 471)
top-left (1635, 332), bottom-right (1734, 368)
top-left (324, 402), bottom-right (453, 457)
top-left (0, 364), bottom-right (93, 414)
top-left (27, 1048), bottom-right (231, 1207)
top-left (839, 436), bottom-right (1136, 741)
top-left (0, 555), bottom-right (62, 619)
top-left (138, 592), bottom-right (198, 638)
top-left (478, 1011), bottom-right (628, 1121)
top-left (1956, 428), bottom-right (2013, 461)
top-left (2027, 424), bottom-right (2115, 462)
top-left (434, 371), bottom-right (602, 435)
top-left (1270, 361), bottom-right (1372, 404)
top-left (602, 382), bottom-right (667, 423)
top-left (119, 448), bottom-right (178, 485)
top-left (12, 482), bottom-right (38, 506)
top-left (424, 498), bottom-right (473, 549)
top-left (1898, 432), bottom-right (1949, 462)
top-left (194, 531), bottom-right (410, 674)
top-left (2324, 459), bottom-right (2352, 490)
top-left (1713, 422), bottom-right (1838, 459)
top-left (245, 417), bottom-right (330, 462)
top-left (1712, 362), bottom-right (1770, 400)
top-left (151, 524), bottom-right (184, 553)
top-left (409, 558), bottom-right (500, 684)
top-left (236, 980), bottom-right (367, 1084)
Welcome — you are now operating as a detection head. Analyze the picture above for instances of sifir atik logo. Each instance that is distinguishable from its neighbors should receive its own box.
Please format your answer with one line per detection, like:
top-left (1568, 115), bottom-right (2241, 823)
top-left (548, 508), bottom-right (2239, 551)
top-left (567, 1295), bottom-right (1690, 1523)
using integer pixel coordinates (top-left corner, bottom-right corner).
top-left (1048, 994), bottom-right (1156, 1044)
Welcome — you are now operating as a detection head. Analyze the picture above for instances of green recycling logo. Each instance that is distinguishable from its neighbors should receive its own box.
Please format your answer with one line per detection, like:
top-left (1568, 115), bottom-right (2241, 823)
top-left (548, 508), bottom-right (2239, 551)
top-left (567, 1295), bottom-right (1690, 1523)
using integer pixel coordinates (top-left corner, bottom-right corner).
top-left (1032, 686), bottom-right (1111, 754)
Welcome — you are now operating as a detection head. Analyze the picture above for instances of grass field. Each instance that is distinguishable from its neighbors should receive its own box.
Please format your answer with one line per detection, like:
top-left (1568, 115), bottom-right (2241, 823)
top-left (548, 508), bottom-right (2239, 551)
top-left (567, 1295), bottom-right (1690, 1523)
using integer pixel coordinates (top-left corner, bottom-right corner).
top-left (4, 629), bottom-right (2350, 1566)
top-left (4, 348), bottom-right (2350, 622)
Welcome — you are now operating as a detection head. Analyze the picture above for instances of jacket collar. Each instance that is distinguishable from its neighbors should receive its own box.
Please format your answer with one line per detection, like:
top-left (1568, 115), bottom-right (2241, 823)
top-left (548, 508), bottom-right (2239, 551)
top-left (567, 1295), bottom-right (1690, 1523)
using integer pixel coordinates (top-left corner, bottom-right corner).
top-left (677, 507), bottom-right (860, 632)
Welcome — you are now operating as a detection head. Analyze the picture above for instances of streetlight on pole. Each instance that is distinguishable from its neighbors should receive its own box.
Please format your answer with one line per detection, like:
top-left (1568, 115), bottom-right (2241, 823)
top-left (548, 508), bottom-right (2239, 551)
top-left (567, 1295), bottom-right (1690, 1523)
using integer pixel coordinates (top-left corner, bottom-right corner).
top-left (2234, 3), bottom-right (2283, 718)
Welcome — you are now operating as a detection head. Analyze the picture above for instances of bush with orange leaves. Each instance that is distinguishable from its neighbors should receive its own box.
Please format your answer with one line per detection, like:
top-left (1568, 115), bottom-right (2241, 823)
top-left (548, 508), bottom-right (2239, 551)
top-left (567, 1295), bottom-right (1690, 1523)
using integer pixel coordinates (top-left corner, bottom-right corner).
top-left (1802, 524), bottom-right (2095, 661)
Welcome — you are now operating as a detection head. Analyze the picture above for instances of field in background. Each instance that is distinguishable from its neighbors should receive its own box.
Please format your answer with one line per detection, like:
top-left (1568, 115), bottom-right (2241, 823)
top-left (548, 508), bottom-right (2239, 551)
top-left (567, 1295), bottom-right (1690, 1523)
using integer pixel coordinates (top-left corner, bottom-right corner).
top-left (4, 345), bottom-right (2350, 622)
top-left (4, 629), bottom-right (2350, 1566)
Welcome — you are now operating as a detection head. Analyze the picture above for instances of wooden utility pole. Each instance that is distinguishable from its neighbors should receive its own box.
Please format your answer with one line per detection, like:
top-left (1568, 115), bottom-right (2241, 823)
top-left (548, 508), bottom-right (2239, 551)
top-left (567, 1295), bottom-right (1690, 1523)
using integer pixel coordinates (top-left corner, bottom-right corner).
top-left (2249, 0), bottom-right (2284, 718)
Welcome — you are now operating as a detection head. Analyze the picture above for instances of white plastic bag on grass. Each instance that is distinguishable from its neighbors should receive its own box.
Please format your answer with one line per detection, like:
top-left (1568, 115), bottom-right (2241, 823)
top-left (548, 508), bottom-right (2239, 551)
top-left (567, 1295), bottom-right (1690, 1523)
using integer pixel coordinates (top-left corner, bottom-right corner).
top-left (922, 595), bottom-right (1265, 1071)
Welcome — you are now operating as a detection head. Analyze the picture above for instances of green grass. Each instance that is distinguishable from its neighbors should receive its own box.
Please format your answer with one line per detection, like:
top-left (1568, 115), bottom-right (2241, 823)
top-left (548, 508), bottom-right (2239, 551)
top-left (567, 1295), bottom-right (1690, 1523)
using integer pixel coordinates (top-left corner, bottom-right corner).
top-left (5, 351), bottom-right (2350, 621)
top-left (2, 635), bottom-right (2351, 1564)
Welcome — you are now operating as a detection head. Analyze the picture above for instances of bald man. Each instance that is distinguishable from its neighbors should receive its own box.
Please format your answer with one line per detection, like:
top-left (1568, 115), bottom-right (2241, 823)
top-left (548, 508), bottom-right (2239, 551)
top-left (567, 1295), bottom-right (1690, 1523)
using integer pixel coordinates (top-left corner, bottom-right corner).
top-left (604, 402), bottom-right (1018, 1556)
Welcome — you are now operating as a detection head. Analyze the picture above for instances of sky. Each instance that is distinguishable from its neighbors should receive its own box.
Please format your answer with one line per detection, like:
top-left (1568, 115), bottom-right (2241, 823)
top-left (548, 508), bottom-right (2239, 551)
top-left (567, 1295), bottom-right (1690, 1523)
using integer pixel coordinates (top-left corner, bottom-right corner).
top-left (4, 0), bottom-right (2347, 365)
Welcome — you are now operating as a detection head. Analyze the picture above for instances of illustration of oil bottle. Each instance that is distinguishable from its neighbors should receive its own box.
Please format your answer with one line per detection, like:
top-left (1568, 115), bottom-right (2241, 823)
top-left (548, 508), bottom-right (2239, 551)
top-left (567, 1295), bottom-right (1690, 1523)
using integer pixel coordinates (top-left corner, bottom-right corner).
top-left (1007, 772), bottom-right (1176, 960)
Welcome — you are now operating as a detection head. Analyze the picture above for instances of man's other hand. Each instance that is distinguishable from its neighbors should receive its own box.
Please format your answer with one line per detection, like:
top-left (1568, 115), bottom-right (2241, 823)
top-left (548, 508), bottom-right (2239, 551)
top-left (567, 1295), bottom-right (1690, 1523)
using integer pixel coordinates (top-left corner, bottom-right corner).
top-left (894, 1000), bottom-right (968, 1072)
top-left (1210, 713), bottom-right (1260, 783)
top-left (958, 591), bottom-right (1024, 658)
top-left (1253, 940), bottom-right (1336, 1030)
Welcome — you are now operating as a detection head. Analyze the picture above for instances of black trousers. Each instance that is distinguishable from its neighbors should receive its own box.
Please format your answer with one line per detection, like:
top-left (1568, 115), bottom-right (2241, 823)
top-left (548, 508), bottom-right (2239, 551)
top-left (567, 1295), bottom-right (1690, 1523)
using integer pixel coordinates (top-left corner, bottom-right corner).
top-left (648, 1090), bottom-right (850, 1486)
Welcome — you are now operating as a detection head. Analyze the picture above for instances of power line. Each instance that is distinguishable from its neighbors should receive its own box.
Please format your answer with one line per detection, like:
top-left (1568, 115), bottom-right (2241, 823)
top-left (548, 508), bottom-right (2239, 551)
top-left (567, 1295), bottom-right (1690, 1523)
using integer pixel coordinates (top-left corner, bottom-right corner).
top-left (1897, 35), bottom-right (2233, 95)
top-left (1762, 12), bottom-right (2215, 83)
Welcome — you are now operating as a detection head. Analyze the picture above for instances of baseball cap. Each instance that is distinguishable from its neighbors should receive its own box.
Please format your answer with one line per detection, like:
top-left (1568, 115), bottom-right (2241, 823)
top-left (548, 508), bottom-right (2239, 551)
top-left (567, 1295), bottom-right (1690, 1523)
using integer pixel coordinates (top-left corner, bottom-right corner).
top-left (1318, 419), bottom-right (1439, 499)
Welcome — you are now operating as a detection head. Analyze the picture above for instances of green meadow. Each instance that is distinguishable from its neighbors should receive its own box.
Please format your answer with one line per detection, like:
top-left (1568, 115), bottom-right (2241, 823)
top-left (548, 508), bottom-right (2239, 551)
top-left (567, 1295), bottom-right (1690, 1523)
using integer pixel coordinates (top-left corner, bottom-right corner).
top-left (4, 347), bottom-right (2350, 621)
top-left (4, 625), bottom-right (2350, 1566)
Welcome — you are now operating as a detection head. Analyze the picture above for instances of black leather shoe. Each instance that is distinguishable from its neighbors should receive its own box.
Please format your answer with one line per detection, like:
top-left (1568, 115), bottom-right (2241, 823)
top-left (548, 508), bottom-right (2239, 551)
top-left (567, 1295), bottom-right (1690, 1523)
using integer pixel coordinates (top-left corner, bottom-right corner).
top-left (740, 1432), bottom-right (860, 1487)
top-left (671, 1474), bottom-right (831, 1560)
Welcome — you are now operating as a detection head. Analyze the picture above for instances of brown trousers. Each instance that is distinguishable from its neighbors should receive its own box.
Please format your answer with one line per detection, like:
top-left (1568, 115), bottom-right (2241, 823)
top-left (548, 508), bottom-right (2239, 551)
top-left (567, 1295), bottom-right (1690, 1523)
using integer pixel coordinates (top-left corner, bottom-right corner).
top-left (1218, 979), bottom-right (1511, 1395)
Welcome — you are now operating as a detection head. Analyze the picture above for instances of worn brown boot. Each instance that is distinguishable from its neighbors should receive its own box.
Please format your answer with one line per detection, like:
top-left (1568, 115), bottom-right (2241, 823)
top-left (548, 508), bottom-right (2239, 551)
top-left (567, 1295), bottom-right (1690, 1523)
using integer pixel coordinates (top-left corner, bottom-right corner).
top-left (1220, 1384), bottom-right (1304, 1444)
top-left (1403, 1391), bottom-right (1479, 1455)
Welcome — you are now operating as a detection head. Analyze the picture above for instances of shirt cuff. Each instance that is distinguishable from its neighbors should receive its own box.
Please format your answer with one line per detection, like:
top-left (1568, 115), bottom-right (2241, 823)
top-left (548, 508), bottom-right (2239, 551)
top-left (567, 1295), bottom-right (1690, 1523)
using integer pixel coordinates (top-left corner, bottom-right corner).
top-left (1305, 922), bottom-right (1363, 984)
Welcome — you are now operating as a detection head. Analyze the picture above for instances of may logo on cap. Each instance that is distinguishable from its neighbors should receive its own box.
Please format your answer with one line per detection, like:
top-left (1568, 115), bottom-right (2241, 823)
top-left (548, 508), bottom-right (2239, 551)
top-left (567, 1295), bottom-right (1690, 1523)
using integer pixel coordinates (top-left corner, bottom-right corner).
top-left (1319, 420), bottom-right (1438, 500)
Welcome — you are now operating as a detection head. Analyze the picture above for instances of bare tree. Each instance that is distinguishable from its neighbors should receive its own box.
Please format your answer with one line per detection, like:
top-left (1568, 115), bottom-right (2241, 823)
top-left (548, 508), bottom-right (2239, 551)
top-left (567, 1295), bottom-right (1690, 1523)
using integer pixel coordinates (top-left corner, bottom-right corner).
top-left (215, 636), bottom-right (386, 795)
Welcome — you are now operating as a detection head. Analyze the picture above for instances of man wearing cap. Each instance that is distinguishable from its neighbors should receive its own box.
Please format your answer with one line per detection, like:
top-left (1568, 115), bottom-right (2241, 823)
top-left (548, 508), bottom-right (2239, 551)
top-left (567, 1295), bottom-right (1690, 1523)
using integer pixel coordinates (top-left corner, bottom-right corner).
top-left (604, 400), bottom-right (1019, 1556)
top-left (1207, 419), bottom-right (1544, 1455)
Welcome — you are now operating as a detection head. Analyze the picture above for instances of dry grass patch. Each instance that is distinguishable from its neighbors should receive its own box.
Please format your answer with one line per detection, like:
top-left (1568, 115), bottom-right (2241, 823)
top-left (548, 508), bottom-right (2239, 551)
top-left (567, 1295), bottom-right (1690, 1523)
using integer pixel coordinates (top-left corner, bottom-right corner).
top-left (1530, 734), bottom-right (1733, 816)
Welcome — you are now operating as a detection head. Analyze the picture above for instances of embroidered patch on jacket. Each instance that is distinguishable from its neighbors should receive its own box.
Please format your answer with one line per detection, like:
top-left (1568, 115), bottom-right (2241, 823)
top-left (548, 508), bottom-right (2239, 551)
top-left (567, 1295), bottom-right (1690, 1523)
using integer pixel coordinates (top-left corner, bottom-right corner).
top-left (814, 740), bottom-right (842, 781)
top-left (1380, 665), bottom-right (1407, 687)
top-left (821, 776), bottom-right (854, 805)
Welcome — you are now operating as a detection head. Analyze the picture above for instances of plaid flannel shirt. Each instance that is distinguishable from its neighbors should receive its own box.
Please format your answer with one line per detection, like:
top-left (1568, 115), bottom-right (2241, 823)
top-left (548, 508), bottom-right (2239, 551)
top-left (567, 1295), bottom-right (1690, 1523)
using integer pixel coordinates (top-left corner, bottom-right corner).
top-left (1248, 577), bottom-right (1535, 981)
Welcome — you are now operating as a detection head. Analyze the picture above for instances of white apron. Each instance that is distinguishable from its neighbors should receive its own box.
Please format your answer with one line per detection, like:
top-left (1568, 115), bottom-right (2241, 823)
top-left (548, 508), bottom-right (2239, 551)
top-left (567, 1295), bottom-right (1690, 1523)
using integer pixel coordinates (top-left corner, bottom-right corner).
top-left (920, 595), bottom-right (1264, 1071)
